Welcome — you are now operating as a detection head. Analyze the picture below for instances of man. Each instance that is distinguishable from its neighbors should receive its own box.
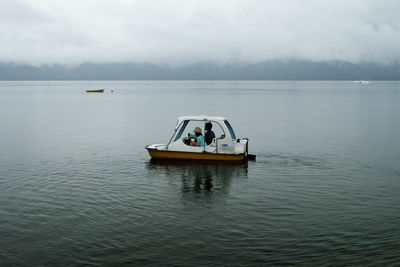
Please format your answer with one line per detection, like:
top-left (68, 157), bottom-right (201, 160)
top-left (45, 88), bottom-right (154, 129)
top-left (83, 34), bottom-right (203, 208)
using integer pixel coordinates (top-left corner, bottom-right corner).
top-left (204, 122), bottom-right (216, 145)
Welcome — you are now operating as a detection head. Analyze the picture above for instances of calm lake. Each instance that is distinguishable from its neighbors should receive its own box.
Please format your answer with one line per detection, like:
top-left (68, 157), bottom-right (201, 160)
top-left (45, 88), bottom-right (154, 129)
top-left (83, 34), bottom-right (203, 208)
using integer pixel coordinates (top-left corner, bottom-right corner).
top-left (1, 81), bottom-right (400, 266)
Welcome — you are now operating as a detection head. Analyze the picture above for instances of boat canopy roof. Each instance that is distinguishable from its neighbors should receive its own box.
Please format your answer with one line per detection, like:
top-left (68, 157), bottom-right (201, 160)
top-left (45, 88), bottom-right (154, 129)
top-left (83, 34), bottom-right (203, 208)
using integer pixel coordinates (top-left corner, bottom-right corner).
top-left (177, 115), bottom-right (227, 123)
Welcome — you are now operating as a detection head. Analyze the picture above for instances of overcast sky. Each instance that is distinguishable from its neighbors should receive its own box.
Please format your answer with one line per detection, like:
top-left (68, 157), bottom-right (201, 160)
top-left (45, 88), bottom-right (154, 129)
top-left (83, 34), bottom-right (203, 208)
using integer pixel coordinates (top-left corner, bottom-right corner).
top-left (0, 0), bottom-right (399, 65)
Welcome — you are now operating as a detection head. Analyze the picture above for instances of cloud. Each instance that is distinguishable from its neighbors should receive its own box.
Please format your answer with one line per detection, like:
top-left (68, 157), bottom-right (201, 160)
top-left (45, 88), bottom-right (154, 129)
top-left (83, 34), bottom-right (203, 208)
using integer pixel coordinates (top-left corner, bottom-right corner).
top-left (0, 0), bottom-right (399, 64)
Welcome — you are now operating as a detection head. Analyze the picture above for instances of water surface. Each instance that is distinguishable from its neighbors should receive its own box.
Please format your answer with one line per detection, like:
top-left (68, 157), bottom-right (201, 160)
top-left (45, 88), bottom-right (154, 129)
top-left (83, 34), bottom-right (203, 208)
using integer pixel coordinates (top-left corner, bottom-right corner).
top-left (0, 81), bottom-right (399, 266)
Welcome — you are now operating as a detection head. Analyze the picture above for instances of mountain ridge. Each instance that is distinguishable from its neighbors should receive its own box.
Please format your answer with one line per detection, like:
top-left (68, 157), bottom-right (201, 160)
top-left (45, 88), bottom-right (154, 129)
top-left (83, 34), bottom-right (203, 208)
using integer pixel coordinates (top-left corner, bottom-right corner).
top-left (1, 60), bottom-right (399, 80)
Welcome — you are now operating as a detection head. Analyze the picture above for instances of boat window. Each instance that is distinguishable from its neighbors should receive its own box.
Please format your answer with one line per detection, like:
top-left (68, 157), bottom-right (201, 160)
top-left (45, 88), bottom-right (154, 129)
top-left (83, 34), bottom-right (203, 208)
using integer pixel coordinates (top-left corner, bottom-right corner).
top-left (173, 120), bottom-right (189, 142)
top-left (224, 120), bottom-right (236, 140)
top-left (172, 120), bottom-right (226, 145)
top-left (210, 122), bottom-right (226, 140)
top-left (181, 120), bottom-right (209, 141)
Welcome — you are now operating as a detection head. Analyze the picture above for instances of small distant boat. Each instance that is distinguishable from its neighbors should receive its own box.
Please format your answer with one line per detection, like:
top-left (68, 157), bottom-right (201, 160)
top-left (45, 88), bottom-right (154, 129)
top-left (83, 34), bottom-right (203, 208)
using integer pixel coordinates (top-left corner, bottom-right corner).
top-left (86, 89), bottom-right (104, 93)
top-left (354, 80), bottom-right (370, 84)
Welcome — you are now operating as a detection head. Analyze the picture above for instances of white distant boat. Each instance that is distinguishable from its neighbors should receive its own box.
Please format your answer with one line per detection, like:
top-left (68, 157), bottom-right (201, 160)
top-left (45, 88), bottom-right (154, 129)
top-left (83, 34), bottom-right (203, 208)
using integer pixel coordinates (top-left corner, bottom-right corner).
top-left (354, 80), bottom-right (370, 84)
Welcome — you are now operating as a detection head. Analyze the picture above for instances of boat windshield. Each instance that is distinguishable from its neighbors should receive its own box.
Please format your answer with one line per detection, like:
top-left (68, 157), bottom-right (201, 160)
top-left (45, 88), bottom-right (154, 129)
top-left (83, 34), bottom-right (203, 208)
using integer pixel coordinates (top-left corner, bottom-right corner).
top-left (173, 120), bottom-right (189, 142)
top-left (224, 120), bottom-right (236, 140)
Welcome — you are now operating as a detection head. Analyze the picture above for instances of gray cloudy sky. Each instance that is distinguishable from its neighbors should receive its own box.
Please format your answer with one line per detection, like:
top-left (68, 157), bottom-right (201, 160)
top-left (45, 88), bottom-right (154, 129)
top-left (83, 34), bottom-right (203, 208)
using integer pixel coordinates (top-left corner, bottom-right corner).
top-left (1, 0), bottom-right (399, 65)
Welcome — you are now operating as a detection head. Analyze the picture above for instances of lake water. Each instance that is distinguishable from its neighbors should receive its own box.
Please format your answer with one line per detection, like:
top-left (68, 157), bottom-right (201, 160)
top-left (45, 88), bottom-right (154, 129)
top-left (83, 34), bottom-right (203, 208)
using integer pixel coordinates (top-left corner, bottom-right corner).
top-left (1, 81), bottom-right (400, 266)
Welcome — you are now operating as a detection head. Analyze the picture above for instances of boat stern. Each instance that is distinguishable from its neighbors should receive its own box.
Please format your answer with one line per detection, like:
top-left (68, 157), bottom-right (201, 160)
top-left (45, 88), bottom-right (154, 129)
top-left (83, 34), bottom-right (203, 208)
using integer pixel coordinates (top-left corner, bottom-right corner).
top-left (233, 138), bottom-right (248, 154)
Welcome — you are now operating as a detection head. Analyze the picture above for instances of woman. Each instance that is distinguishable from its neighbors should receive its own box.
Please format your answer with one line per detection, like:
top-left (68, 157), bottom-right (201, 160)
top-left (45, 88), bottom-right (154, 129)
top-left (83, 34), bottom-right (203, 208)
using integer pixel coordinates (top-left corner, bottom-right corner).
top-left (189, 127), bottom-right (205, 147)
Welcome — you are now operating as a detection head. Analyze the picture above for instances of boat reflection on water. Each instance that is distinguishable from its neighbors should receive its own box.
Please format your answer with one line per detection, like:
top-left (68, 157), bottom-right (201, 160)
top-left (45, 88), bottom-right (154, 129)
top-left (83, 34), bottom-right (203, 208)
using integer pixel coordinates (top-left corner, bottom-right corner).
top-left (147, 159), bottom-right (248, 197)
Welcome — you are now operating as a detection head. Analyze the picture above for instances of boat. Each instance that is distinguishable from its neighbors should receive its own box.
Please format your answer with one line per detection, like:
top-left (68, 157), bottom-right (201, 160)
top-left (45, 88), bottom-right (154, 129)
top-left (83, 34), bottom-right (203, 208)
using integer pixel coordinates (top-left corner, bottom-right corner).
top-left (86, 89), bottom-right (104, 93)
top-left (145, 115), bottom-right (255, 162)
top-left (354, 80), bottom-right (370, 84)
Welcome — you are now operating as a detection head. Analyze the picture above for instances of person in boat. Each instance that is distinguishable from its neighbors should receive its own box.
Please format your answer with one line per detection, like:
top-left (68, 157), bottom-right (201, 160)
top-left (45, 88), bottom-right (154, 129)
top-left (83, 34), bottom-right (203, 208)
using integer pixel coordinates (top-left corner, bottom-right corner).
top-left (189, 127), bottom-right (205, 147)
top-left (204, 122), bottom-right (216, 146)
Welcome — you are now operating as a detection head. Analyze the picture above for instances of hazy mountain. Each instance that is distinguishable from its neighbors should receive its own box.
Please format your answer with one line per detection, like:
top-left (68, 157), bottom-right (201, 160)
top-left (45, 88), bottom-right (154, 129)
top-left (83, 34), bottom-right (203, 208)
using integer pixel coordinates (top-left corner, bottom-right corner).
top-left (1, 60), bottom-right (399, 80)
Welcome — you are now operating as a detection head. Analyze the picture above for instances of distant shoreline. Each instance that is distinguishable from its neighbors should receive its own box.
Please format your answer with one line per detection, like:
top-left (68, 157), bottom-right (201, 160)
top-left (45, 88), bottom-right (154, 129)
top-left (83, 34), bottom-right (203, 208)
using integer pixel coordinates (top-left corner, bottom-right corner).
top-left (1, 60), bottom-right (400, 81)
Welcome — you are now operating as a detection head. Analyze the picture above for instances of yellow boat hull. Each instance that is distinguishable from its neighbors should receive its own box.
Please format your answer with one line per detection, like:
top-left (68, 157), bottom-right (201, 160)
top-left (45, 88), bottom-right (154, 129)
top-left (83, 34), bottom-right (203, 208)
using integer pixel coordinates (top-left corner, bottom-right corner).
top-left (86, 89), bottom-right (104, 93)
top-left (147, 149), bottom-right (245, 161)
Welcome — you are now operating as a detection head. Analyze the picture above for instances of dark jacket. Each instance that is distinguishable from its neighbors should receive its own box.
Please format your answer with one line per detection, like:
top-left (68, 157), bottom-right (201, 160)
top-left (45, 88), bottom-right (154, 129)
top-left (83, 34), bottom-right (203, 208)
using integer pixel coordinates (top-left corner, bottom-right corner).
top-left (204, 130), bottom-right (215, 145)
